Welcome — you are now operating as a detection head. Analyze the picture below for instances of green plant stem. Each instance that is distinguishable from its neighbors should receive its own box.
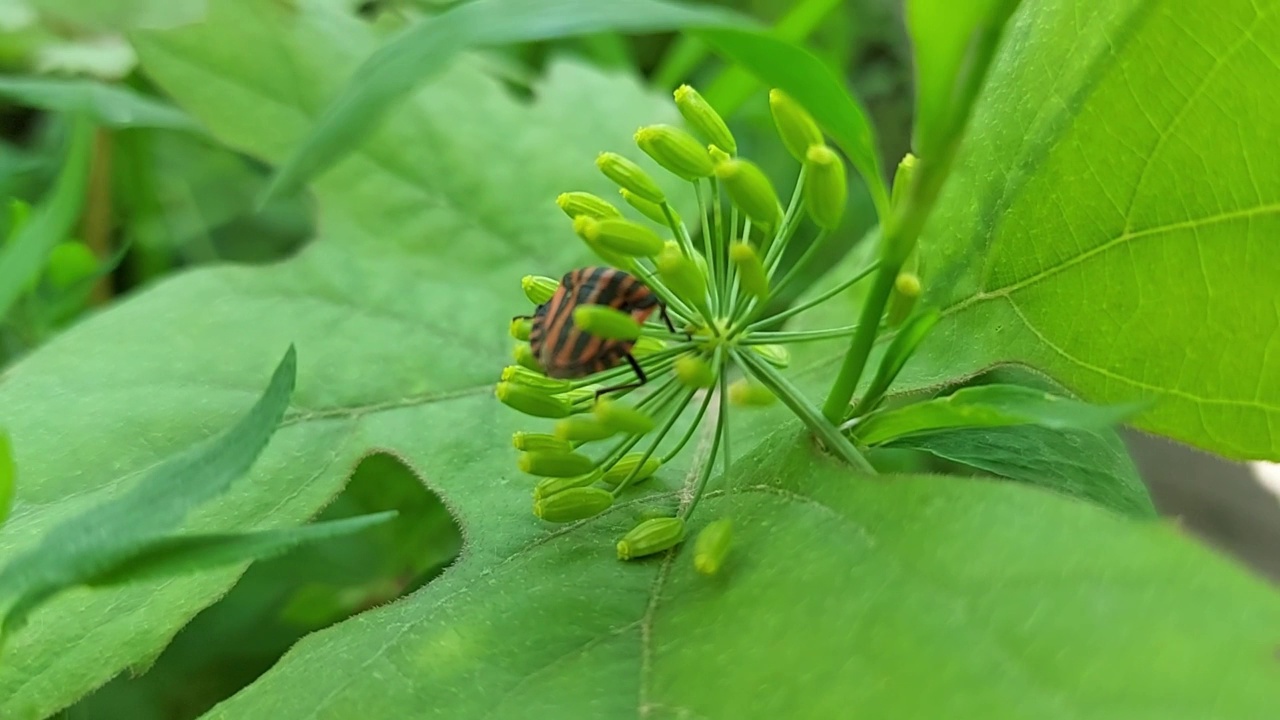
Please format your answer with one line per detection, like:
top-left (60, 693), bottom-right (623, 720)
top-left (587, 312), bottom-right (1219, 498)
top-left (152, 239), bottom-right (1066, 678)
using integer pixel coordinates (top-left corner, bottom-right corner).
top-left (819, 153), bottom-right (952, 424)
top-left (735, 348), bottom-right (874, 472)
top-left (611, 385), bottom-right (697, 497)
top-left (624, 259), bottom-right (700, 326)
top-left (693, 182), bottom-right (720, 316)
top-left (710, 178), bottom-right (726, 310)
top-left (743, 260), bottom-right (879, 333)
top-left (679, 351), bottom-right (727, 519)
top-left (759, 229), bottom-right (828, 311)
top-left (661, 202), bottom-right (698, 261)
top-left (741, 325), bottom-right (859, 344)
top-left (660, 383), bottom-right (716, 463)
top-left (761, 165), bottom-right (805, 265)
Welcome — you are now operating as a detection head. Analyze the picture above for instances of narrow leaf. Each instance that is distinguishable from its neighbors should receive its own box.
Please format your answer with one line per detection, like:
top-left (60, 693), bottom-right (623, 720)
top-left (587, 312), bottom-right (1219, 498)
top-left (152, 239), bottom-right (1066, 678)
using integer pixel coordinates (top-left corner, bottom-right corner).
top-left (852, 308), bottom-right (938, 414)
top-left (0, 76), bottom-right (205, 132)
top-left (85, 512), bottom-right (399, 587)
top-left (0, 345), bottom-right (297, 641)
top-left (889, 424), bottom-right (1156, 518)
top-left (854, 383), bottom-right (1146, 446)
top-left (262, 0), bottom-right (749, 201)
top-left (0, 116), bottom-right (94, 320)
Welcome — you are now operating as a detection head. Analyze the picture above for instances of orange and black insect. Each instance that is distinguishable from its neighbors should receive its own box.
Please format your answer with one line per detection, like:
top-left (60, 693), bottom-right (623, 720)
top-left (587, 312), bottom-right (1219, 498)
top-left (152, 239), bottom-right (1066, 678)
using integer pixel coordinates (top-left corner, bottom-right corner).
top-left (516, 266), bottom-right (678, 396)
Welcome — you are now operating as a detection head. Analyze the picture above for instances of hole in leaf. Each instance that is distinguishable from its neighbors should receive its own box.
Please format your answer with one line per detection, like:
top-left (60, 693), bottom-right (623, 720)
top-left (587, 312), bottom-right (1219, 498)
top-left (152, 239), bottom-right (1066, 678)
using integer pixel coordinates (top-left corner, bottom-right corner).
top-left (65, 451), bottom-right (462, 720)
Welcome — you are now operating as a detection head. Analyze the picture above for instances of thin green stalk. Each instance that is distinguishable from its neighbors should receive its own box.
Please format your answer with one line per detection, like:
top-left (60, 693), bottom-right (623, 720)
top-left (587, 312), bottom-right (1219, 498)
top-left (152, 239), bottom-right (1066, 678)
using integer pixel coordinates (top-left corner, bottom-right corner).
top-left (740, 325), bottom-right (859, 344)
top-left (818, 260), bottom-right (898, 423)
top-left (661, 202), bottom-right (698, 261)
top-left (726, 204), bottom-right (740, 314)
top-left (743, 260), bottom-right (879, 333)
top-left (710, 178), bottom-right (726, 310)
top-left (661, 383), bottom-right (716, 463)
top-left (610, 384), bottom-right (697, 497)
top-left (735, 348), bottom-right (874, 472)
top-left (569, 342), bottom-right (693, 388)
top-left (692, 182), bottom-right (719, 316)
top-left (761, 165), bottom-right (805, 264)
top-left (624, 259), bottom-right (699, 324)
top-left (762, 229), bottom-right (828, 310)
top-left (680, 361), bottom-right (727, 520)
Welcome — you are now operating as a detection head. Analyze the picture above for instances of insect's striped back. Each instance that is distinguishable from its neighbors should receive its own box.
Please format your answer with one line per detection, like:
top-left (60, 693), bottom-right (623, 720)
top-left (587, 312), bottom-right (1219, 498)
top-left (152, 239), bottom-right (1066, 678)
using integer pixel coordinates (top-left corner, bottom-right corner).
top-left (530, 267), bottom-right (658, 378)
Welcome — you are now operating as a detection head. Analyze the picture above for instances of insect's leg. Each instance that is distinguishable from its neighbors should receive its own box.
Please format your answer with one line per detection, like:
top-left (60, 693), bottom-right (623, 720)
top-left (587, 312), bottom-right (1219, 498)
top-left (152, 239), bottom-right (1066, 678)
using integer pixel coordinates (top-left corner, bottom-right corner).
top-left (511, 314), bottom-right (534, 321)
top-left (594, 354), bottom-right (648, 399)
top-left (659, 305), bottom-right (692, 340)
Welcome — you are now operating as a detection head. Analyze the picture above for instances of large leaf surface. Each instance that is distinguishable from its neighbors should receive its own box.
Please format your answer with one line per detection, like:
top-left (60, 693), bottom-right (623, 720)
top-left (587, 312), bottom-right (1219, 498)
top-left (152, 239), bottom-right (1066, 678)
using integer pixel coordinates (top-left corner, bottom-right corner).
top-left (898, 0), bottom-right (1280, 460)
top-left (0, 1), bottom-right (1276, 718)
top-left (0, 0), bottom-right (682, 714)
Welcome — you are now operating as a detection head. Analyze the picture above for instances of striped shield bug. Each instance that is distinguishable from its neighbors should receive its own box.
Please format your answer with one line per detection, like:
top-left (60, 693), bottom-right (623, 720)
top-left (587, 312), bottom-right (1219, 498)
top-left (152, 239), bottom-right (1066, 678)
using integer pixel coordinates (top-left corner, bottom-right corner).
top-left (514, 266), bottom-right (679, 397)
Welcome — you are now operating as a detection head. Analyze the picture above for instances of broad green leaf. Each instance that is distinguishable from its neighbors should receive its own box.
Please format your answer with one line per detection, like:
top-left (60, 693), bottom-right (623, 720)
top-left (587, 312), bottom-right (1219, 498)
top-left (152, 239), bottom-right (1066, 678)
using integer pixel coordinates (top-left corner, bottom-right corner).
top-left (0, 116), bottom-right (92, 321)
top-left (853, 383), bottom-right (1144, 446)
top-left (261, 0), bottom-right (749, 200)
top-left (889, 424), bottom-right (1156, 518)
top-left (0, 431), bottom-right (12, 526)
top-left (0, 75), bottom-right (205, 132)
top-left (897, 0), bottom-right (1280, 460)
top-left (86, 511), bottom-right (397, 586)
top-left (0, 345), bottom-right (295, 642)
top-left (206, 430), bottom-right (1280, 719)
top-left (0, 0), bottom-right (688, 713)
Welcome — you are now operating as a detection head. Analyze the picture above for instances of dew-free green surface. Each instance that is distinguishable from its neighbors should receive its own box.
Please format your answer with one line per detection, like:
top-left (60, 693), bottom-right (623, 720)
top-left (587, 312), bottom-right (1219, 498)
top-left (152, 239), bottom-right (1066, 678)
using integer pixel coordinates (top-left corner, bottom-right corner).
top-left (0, 75), bottom-right (205, 132)
top-left (0, 0), bottom-right (1277, 718)
top-left (898, 0), bottom-right (1280, 460)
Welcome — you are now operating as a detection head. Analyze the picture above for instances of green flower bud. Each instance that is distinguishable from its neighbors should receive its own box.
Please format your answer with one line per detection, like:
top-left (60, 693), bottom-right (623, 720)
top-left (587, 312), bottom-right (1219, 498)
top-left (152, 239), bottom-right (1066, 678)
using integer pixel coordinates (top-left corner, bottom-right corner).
top-left (501, 365), bottom-right (571, 392)
top-left (886, 271), bottom-right (922, 327)
top-left (513, 342), bottom-right (542, 372)
top-left (804, 145), bottom-right (847, 230)
top-left (632, 336), bottom-right (666, 357)
top-left (580, 217), bottom-right (664, 258)
top-left (617, 517), bottom-right (686, 561)
top-left (534, 486), bottom-right (614, 523)
top-left (593, 397), bottom-right (655, 435)
top-left (534, 469), bottom-right (603, 501)
top-left (749, 344), bottom-right (791, 369)
top-left (728, 242), bottom-right (769, 300)
top-left (674, 84), bottom-right (736, 155)
top-left (517, 450), bottom-right (596, 478)
top-left (769, 88), bottom-right (823, 162)
top-left (635, 124), bottom-right (714, 180)
top-left (495, 382), bottom-right (573, 418)
top-left (674, 354), bottom-right (715, 388)
top-left (891, 152), bottom-right (918, 210)
top-left (600, 453), bottom-right (662, 488)
top-left (715, 159), bottom-right (781, 229)
top-left (522, 275), bottom-right (558, 305)
top-left (620, 188), bottom-right (673, 226)
top-left (728, 379), bottom-right (776, 407)
top-left (596, 152), bottom-right (665, 204)
top-left (557, 191), bottom-right (622, 220)
top-left (572, 303), bottom-right (642, 340)
top-left (560, 386), bottom-right (601, 406)
top-left (708, 144), bottom-right (731, 165)
top-left (509, 317), bottom-right (532, 341)
top-left (512, 431), bottom-right (572, 453)
top-left (554, 415), bottom-right (618, 442)
top-left (693, 518), bottom-right (732, 575)
top-left (657, 244), bottom-right (708, 307)
top-left (572, 215), bottom-right (633, 267)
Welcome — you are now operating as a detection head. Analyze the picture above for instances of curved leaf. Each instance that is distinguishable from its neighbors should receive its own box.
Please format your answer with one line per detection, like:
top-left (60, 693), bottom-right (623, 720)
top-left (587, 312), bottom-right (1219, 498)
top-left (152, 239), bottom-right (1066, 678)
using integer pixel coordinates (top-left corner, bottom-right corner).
top-left (0, 76), bottom-right (205, 132)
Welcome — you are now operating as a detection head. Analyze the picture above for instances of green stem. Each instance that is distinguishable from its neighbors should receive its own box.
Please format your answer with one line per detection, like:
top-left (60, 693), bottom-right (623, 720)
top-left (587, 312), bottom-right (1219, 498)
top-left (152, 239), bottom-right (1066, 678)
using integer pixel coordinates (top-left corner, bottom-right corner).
top-left (710, 178), bottom-right (726, 310)
top-left (611, 384), bottom-right (697, 497)
top-left (761, 229), bottom-right (828, 310)
top-left (660, 382), bottom-right (716, 463)
top-left (742, 260), bottom-right (879, 333)
top-left (624, 259), bottom-right (699, 324)
top-left (679, 349), bottom-right (728, 519)
top-left (741, 325), bottom-right (859, 344)
top-left (735, 348), bottom-right (874, 472)
top-left (761, 165), bottom-right (805, 265)
top-left (693, 182), bottom-right (719, 316)
top-left (661, 202), bottom-right (697, 261)
top-left (818, 266), bottom-right (897, 423)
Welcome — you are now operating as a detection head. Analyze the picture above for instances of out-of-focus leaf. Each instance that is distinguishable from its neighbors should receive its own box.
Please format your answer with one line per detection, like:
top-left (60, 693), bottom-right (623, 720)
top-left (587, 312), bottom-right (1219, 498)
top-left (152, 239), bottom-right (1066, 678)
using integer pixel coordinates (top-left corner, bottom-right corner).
top-left (0, 345), bottom-right (295, 643)
top-left (87, 511), bottom-right (397, 586)
top-left (31, 0), bottom-right (206, 32)
top-left (890, 424), bottom-right (1156, 518)
top-left (0, 116), bottom-right (92, 321)
top-left (0, 432), bottom-right (12, 526)
top-left (853, 383), bottom-right (1145, 446)
top-left (0, 75), bottom-right (204, 132)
